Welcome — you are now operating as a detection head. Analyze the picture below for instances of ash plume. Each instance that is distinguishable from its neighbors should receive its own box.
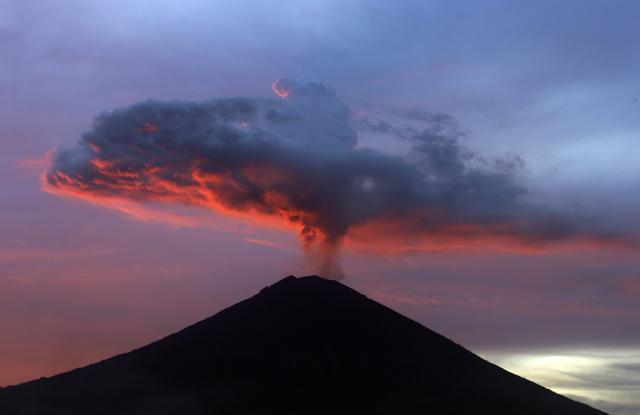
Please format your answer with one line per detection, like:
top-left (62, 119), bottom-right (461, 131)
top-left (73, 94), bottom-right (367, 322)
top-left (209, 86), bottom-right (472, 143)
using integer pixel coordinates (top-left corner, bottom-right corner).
top-left (44, 79), bottom-right (635, 278)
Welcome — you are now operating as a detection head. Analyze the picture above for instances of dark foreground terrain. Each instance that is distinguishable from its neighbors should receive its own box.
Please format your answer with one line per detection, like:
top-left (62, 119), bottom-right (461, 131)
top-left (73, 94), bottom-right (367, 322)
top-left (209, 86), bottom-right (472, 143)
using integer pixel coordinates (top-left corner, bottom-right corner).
top-left (0, 275), bottom-right (606, 414)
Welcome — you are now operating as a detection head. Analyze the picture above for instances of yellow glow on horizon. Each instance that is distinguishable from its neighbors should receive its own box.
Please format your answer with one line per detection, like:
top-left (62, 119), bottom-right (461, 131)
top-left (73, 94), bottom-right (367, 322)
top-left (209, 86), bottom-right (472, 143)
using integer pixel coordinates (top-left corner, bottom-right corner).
top-left (480, 348), bottom-right (640, 411)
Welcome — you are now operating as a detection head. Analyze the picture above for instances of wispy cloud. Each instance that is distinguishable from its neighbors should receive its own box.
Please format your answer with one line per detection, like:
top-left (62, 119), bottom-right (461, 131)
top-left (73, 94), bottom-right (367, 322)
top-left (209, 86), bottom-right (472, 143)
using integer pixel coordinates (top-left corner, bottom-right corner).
top-left (481, 349), bottom-right (640, 415)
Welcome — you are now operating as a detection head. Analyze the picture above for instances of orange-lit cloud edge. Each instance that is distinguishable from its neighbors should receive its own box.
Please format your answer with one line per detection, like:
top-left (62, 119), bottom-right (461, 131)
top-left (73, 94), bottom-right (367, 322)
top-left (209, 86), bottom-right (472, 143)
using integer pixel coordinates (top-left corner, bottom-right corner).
top-left (40, 148), bottom-right (639, 258)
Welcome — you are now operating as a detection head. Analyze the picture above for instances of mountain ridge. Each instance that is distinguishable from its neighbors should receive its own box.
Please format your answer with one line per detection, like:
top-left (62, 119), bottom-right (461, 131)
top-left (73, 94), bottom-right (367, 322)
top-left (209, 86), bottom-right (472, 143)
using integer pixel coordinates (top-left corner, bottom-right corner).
top-left (0, 275), bottom-right (606, 414)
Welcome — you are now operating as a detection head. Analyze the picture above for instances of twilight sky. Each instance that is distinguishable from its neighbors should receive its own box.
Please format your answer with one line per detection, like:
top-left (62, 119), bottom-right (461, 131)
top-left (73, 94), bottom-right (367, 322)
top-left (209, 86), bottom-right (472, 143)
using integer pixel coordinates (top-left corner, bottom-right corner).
top-left (2, 1), bottom-right (640, 413)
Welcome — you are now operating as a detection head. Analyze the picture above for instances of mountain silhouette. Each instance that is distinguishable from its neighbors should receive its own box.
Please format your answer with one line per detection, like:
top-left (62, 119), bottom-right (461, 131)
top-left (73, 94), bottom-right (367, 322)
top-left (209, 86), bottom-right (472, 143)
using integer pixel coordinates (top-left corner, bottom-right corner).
top-left (0, 275), bottom-right (606, 414)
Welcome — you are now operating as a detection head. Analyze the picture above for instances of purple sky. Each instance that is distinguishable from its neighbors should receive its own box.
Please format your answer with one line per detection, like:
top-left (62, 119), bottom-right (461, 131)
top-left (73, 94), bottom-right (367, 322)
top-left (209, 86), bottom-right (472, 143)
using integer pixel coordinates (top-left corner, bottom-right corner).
top-left (2, 1), bottom-right (640, 413)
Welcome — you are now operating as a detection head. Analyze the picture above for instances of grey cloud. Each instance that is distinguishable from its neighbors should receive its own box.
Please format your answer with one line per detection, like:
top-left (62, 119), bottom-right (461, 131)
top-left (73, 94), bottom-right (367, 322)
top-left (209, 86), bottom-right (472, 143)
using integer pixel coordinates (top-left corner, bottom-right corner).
top-left (44, 80), bottom-right (636, 277)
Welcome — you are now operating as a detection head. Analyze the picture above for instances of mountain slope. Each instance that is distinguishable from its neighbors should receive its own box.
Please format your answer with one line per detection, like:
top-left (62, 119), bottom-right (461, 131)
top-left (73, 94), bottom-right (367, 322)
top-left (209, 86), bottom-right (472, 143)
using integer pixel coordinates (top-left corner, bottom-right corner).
top-left (0, 275), bottom-right (606, 414)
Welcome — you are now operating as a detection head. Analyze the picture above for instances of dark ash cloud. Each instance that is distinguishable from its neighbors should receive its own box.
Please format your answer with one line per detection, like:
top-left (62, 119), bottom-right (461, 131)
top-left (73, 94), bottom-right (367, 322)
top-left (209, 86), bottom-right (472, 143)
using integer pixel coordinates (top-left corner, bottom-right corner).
top-left (44, 80), bottom-right (636, 277)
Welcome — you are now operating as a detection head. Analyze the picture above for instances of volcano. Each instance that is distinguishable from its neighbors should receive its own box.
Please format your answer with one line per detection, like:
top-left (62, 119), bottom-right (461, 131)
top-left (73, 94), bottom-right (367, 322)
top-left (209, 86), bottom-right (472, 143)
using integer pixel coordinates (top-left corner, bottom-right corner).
top-left (0, 275), bottom-right (605, 414)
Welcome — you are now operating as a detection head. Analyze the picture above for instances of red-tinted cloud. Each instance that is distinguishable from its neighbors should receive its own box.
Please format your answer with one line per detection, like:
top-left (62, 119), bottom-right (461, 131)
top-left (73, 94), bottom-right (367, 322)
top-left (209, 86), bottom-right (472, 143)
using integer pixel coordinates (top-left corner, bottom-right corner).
top-left (43, 81), bottom-right (638, 277)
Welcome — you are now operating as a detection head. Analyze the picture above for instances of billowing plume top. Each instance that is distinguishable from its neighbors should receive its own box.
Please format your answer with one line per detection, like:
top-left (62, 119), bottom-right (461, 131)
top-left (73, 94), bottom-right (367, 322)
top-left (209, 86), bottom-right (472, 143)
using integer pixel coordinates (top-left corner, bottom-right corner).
top-left (263, 78), bottom-right (355, 151)
top-left (271, 78), bottom-right (336, 99)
